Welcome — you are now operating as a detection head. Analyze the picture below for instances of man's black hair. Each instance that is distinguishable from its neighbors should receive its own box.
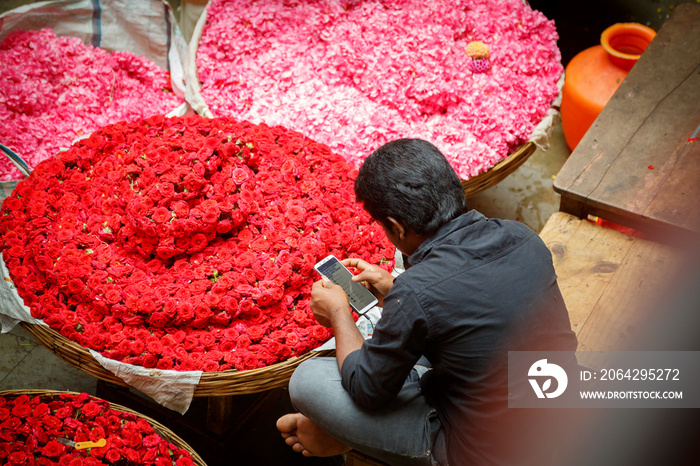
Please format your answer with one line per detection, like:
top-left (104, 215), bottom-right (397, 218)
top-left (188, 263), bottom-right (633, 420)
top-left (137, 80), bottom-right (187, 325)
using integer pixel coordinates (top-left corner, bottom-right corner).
top-left (354, 138), bottom-right (467, 236)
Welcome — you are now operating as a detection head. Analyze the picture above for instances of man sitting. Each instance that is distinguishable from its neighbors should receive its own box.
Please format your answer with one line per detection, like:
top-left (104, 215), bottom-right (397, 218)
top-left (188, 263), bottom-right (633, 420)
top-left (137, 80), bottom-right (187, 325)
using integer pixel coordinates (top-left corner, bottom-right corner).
top-left (277, 138), bottom-right (578, 465)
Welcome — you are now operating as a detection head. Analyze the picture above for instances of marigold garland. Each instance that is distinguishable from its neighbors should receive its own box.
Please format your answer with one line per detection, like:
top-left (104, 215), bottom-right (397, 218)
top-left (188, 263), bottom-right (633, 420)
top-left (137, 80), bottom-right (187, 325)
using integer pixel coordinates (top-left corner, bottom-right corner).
top-left (0, 114), bottom-right (394, 372)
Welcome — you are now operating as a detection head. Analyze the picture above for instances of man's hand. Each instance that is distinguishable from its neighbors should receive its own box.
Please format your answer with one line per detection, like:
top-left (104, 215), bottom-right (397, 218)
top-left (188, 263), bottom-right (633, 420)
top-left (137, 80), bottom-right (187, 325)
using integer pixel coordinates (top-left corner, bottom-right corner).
top-left (310, 278), bottom-right (350, 327)
top-left (310, 277), bottom-right (365, 371)
top-left (342, 258), bottom-right (394, 307)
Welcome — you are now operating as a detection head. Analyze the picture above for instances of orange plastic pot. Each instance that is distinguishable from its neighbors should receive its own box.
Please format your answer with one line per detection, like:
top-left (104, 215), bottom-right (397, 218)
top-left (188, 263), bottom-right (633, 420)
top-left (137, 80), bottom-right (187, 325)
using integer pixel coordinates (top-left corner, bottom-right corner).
top-left (561, 23), bottom-right (656, 150)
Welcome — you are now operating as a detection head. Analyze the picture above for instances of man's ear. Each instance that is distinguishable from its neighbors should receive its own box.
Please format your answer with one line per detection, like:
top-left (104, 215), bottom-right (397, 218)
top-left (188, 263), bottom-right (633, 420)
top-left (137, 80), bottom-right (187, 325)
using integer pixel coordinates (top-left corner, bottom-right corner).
top-left (386, 217), bottom-right (405, 240)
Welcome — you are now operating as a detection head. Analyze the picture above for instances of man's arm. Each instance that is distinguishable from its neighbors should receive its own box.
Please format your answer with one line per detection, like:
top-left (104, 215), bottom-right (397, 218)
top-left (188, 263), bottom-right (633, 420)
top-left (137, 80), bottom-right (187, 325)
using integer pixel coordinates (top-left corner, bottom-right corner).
top-left (309, 278), bottom-right (365, 371)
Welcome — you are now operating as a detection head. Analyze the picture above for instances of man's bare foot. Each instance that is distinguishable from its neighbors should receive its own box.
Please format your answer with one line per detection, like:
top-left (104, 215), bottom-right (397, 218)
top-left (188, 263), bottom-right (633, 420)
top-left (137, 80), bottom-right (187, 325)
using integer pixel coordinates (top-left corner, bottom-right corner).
top-left (276, 413), bottom-right (351, 457)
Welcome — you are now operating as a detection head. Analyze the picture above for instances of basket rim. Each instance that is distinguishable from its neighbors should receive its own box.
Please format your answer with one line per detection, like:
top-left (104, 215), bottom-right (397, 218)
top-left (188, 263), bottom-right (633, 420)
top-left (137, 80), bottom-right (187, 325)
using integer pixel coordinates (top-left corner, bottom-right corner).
top-left (20, 322), bottom-right (334, 397)
top-left (461, 141), bottom-right (537, 198)
top-left (0, 389), bottom-right (208, 466)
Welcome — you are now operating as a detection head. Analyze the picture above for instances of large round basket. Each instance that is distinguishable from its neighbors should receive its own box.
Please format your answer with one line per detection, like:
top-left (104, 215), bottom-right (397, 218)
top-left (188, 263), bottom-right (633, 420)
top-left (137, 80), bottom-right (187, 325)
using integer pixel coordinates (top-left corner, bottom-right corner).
top-left (0, 389), bottom-right (207, 466)
top-left (185, 3), bottom-right (549, 200)
top-left (20, 322), bottom-right (334, 397)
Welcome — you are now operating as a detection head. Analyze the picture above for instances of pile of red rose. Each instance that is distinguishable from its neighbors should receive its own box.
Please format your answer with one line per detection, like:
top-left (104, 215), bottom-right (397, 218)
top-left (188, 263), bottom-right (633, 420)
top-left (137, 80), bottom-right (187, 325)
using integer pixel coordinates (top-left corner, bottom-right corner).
top-left (196, 0), bottom-right (563, 178)
top-left (0, 28), bottom-right (183, 181)
top-left (0, 392), bottom-right (196, 465)
top-left (0, 114), bottom-right (394, 372)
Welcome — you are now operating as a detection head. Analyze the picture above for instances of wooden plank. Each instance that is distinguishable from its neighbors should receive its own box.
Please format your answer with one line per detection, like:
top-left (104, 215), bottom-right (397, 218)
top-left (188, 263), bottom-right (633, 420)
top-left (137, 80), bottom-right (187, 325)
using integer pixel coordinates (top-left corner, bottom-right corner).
top-left (346, 451), bottom-right (389, 466)
top-left (585, 68), bottom-right (700, 231)
top-left (554, 3), bottom-right (700, 234)
top-left (539, 213), bottom-right (685, 351)
top-left (575, 235), bottom-right (683, 351)
top-left (555, 3), bottom-right (700, 197)
top-left (644, 135), bottom-right (700, 234)
top-left (539, 213), bottom-right (635, 335)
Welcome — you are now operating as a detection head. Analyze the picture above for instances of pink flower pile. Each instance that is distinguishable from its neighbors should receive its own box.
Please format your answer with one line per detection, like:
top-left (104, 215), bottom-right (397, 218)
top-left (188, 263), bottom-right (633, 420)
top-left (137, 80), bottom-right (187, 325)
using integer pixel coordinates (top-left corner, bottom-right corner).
top-left (0, 28), bottom-right (184, 181)
top-left (196, 0), bottom-right (563, 179)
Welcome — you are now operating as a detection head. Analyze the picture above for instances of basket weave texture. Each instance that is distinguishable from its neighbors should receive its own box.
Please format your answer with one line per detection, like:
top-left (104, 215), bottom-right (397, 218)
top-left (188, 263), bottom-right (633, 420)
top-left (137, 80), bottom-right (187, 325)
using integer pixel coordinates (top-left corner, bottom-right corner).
top-left (0, 389), bottom-right (208, 466)
top-left (21, 322), bottom-right (334, 397)
top-left (461, 142), bottom-right (537, 198)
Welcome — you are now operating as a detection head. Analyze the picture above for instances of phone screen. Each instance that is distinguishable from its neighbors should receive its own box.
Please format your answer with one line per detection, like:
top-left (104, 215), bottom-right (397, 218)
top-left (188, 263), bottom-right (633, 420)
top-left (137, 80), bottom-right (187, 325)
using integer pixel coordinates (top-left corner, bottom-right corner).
top-left (315, 255), bottom-right (378, 314)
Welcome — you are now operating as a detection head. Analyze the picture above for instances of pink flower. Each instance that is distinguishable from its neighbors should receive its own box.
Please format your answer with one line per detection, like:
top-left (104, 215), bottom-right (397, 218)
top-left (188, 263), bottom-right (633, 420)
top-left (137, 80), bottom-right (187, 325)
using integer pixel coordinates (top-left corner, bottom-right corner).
top-left (197, 0), bottom-right (562, 179)
top-left (0, 28), bottom-right (183, 181)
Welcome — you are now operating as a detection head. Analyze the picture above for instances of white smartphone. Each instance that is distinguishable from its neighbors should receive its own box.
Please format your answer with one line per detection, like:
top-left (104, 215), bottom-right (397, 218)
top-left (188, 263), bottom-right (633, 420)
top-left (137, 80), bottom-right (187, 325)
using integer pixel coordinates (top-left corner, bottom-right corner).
top-left (314, 254), bottom-right (379, 315)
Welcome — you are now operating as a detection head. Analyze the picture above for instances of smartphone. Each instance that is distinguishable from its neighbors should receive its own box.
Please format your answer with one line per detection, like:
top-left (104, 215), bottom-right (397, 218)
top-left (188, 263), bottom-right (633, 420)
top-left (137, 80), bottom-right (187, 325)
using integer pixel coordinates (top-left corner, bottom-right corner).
top-left (314, 255), bottom-right (379, 315)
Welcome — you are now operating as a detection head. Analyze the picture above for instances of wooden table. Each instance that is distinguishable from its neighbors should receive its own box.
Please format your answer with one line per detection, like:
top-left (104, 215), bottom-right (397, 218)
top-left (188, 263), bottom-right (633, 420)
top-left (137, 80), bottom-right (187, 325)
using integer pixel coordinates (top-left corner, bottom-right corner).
top-left (554, 3), bottom-right (700, 245)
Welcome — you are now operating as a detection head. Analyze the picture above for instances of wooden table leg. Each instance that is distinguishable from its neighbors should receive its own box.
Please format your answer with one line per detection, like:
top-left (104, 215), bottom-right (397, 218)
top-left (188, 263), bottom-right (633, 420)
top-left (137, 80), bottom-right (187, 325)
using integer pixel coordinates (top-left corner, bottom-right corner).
top-left (559, 196), bottom-right (587, 219)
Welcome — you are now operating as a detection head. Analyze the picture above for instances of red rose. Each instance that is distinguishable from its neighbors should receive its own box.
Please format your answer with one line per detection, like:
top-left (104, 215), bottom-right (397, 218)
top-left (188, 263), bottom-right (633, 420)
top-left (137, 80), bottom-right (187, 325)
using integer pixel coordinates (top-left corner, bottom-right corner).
top-left (171, 200), bottom-right (189, 217)
top-left (7, 451), bottom-right (33, 465)
top-left (147, 340), bottom-right (164, 355)
top-left (130, 339), bottom-right (145, 355)
top-left (231, 167), bottom-right (250, 184)
top-left (142, 433), bottom-right (161, 448)
top-left (138, 297), bottom-right (158, 313)
top-left (105, 449), bottom-right (122, 463)
top-left (104, 288), bottom-right (122, 304)
top-left (41, 440), bottom-right (65, 457)
top-left (151, 206), bottom-right (172, 223)
top-left (10, 265), bottom-right (29, 278)
top-left (148, 311), bottom-right (171, 328)
top-left (148, 457), bottom-right (169, 466)
top-left (1, 417), bottom-right (21, 430)
top-left (156, 357), bottom-right (175, 370)
top-left (53, 406), bottom-right (72, 420)
top-left (10, 404), bottom-right (32, 418)
top-left (202, 360), bottom-right (219, 372)
top-left (142, 354), bottom-right (158, 368)
top-left (176, 302), bottom-right (195, 324)
top-left (247, 325), bottom-right (265, 341)
top-left (81, 401), bottom-right (102, 418)
top-left (66, 278), bottom-right (85, 294)
top-left (188, 233), bottom-right (208, 252)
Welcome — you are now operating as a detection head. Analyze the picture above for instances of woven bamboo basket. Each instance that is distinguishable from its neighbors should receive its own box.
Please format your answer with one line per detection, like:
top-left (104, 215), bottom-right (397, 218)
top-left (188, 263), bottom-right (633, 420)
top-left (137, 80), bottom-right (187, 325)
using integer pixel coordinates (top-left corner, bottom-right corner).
top-left (461, 141), bottom-right (537, 198)
top-left (0, 389), bottom-right (207, 466)
top-left (186, 5), bottom-right (551, 201)
top-left (20, 322), bottom-right (334, 397)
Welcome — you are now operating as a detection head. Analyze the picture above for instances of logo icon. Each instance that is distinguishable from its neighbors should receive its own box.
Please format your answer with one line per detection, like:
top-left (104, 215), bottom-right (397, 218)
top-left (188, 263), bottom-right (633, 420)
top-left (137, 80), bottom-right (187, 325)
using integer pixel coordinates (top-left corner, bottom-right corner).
top-left (528, 359), bottom-right (568, 398)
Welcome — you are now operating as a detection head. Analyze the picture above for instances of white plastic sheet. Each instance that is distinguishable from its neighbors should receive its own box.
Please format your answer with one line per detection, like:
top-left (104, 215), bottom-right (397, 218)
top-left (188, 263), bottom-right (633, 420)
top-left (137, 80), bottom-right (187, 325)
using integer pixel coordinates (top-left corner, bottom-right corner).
top-left (0, 0), bottom-right (187, 98)
top-left (0, 0), bottom-right (199, 413)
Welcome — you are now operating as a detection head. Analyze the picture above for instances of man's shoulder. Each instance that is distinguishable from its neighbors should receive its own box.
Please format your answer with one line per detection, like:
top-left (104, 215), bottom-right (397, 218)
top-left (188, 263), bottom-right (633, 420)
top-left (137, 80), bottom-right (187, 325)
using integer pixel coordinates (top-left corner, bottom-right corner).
top-left (430, 214), bottom-right (540, 262)
top-left (400, 217), bottom-right (549, 294)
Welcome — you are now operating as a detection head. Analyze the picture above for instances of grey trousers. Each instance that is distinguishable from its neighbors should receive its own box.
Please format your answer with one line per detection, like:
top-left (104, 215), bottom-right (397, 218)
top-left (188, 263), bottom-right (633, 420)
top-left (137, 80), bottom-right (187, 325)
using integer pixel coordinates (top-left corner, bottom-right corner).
top-left (288, 357), bottom-right (447, 466)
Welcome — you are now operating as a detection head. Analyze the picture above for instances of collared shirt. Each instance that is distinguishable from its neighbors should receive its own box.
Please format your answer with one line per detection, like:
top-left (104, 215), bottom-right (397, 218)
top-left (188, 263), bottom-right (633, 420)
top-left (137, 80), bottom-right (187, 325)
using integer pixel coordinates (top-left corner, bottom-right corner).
top-left (341, 210), bottom-right (578, 465)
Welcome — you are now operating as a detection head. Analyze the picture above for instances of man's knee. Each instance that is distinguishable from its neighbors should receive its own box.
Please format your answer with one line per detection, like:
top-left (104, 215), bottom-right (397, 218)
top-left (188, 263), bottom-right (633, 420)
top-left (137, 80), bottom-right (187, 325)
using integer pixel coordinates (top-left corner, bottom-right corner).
top-left (289, 357), bottom-right (341, 412)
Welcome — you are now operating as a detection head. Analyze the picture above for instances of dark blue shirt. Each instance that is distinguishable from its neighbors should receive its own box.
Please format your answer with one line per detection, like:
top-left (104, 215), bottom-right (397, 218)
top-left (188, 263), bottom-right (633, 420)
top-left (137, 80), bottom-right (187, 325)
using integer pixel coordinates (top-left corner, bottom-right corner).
top-left (341, 211), bottom-right (578, 465)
